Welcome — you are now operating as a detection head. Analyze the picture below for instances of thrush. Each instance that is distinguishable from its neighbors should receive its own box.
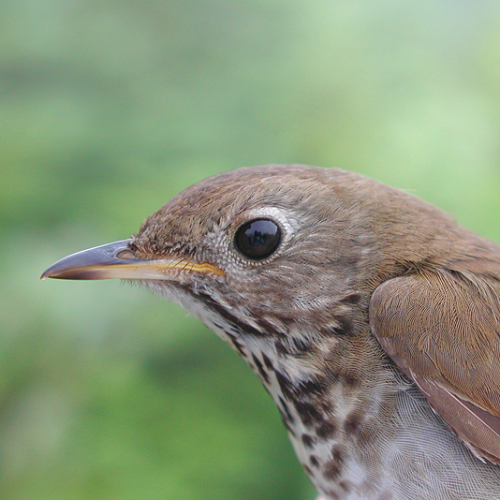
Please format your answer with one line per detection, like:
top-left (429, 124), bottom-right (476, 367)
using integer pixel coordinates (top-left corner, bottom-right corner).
top-left (42, 165), bottom-right (500, 500)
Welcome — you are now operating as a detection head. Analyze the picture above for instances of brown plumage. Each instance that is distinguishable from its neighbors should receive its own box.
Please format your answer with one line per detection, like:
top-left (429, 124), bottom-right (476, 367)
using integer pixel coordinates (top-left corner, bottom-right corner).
top-left (42, 165), bottom-right (500, 499)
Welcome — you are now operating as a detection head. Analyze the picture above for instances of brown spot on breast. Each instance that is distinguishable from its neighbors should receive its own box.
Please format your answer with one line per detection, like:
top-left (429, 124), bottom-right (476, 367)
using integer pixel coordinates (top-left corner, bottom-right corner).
top-left (275, 340), bottom-right (291, 355)
top-left (301, 433), bottom-right (315, 448)
top-left (339, 293), bottom-right (362, 305)
top-left (291, 336), bottom-right (312, 353)
top-left (330, 316), bottom-right (353, 336)
top-left (262, 352), bottom-right (274, 370)
top-left (282, 419), bottom-right (295, 436)
top-left (321, 400), bottom-right (333, 413)
top-left (316, 420), bottom-right (337, 439)
top-left (338, 480), bottom-right (352, 492)
top-left (256, 317), bottom-right (287, 337)
top-left (251, 353), bottom-right (270, 383)
top-left (275, 370), bottom-right (295, 400)
top-left (224, 331), bottom-right (246, 356)
top-left (278, 395), bottom-right (295, 424)
top-left (344, 410), bottom-right (363, 435)
top-left (332, 446), bottom-right (345, 463)
top-left (295, 376), bottom-right (328, 397)
top-left (323, 446), bottom-right (346, 480)
top-left (324, 459), bottom-right (343, 480)
top-left (342, 373), bottom-right (360, 388)
top-left (293, 400), bottom-right (324, 425)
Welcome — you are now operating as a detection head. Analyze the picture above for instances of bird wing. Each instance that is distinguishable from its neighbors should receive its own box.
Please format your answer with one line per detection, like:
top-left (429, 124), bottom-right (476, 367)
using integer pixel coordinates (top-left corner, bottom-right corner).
top-left (369, 269), bottom-right (500, 464)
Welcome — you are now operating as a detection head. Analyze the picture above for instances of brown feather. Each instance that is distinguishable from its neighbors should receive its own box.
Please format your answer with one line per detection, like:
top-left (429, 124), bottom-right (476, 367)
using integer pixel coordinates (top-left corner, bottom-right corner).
top-left (370, 270), bottom-right (500, 463)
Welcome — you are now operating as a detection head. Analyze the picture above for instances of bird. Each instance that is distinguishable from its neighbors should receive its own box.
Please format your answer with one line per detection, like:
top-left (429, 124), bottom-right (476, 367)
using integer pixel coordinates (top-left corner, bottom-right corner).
top-left (42, 164), bottom-right (500, 500)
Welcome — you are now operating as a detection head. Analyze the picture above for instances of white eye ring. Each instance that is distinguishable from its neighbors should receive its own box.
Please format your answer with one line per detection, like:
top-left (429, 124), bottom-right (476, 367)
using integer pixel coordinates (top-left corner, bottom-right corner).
top-left (241, 206), bottom-right (298, 240)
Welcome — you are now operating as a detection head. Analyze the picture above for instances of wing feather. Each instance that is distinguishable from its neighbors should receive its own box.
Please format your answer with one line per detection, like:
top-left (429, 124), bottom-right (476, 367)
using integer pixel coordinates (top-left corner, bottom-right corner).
top-left (370, 270), bottom-right (500, 464)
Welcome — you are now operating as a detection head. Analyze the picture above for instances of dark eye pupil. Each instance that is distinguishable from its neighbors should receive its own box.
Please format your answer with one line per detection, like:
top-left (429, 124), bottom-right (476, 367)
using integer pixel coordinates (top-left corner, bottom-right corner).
top-left (235, 219), bottom-right (281, 260)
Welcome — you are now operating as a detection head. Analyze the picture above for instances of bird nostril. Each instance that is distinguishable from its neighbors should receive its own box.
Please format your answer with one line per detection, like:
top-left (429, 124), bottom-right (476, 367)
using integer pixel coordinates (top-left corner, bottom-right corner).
top-left (116, 249), bottom-right (135, 260)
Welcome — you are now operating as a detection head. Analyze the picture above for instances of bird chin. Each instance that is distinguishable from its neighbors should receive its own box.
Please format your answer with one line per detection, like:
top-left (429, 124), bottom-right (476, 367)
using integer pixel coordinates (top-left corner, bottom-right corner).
top-left (129, 279), bottom-right (213, 326)
top-left (129, 278), bottom-right (186, 303)
top-left (128, 278), bottom-right (247, 355)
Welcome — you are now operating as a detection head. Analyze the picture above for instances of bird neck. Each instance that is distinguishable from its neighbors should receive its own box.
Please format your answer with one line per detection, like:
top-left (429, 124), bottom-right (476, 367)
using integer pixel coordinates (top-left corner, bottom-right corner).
top-left (238, 330), bottom-right (401, 499)
top-left (165, 286), bottom-right (500, 499)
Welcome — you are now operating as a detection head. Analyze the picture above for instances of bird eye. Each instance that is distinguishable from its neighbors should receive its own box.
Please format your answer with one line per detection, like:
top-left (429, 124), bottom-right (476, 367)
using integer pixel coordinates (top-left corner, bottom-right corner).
top-left (234, 219), bottom-right (281, 260)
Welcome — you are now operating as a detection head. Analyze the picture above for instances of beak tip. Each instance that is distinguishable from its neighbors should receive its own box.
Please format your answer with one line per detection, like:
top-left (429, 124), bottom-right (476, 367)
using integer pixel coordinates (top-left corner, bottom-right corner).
top-left (40, 264), bottom-right (61, 280)
top-left (40, 269), bottom-right (51, 280)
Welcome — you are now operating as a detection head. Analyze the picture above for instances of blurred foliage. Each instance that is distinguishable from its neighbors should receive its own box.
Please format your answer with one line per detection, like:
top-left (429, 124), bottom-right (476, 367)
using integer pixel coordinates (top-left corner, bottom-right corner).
top-left (2, 0), bottom-right (500, 499)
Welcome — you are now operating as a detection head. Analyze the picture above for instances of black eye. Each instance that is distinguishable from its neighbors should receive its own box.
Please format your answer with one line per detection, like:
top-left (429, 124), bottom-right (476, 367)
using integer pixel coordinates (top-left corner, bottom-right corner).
top-left (234, 219), bottom-right (281, 260)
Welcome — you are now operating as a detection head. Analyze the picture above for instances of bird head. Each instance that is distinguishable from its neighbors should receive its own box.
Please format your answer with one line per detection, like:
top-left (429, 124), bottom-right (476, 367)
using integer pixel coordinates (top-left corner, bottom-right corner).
top-left (42, 165), bottom-right (387, 339)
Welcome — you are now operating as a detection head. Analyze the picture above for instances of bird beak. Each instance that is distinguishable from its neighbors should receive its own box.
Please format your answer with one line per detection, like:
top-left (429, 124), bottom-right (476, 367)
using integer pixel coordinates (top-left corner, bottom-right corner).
top-left (41, 239), bottom-right (224, 281)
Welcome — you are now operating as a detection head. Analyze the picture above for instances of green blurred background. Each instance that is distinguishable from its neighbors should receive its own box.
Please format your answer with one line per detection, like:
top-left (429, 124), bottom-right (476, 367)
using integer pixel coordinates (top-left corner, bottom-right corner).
top-left (2, 1), bottom-right (500, 499)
